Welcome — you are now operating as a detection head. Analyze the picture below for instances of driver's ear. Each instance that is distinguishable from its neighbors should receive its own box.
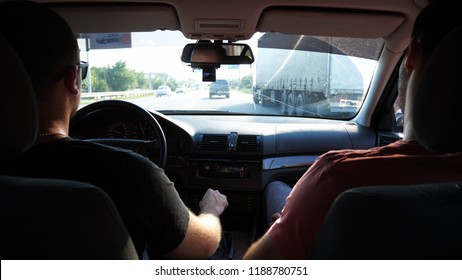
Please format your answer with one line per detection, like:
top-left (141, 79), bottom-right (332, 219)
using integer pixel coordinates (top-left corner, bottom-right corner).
top-left (404, 38), bottom-right (421, 72)
top-left (63, 66), bottom-right (80, 96)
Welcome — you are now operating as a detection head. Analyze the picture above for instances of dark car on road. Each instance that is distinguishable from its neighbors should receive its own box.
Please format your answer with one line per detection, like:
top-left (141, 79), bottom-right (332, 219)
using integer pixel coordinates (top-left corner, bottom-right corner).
top-left (209, 79), bottom-right (229, 98)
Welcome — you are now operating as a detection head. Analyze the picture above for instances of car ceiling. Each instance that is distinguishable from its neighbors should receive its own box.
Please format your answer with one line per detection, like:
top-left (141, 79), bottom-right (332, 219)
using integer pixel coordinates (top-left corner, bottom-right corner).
top-left (37, 0), bottom-right (427, 53)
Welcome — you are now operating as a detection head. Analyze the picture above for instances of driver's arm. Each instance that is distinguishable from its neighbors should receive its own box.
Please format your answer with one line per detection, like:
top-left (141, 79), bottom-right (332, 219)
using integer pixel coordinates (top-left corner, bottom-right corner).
top-left (166, 188), bottom-right (228, 259)
top-left (243, 232), bottom-right (283, 259)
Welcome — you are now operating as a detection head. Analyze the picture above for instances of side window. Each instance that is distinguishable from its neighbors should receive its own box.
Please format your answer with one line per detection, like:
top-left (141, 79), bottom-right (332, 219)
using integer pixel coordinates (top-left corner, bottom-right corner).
top-left (393, 97), bottom-right (404, 132)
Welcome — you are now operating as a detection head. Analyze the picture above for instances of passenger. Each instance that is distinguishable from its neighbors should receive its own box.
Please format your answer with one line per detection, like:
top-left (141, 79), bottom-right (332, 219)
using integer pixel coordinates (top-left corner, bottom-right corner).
top-left (394, 52), bottom-right (411, 129)
top-left (0, 1), bottom-right (228, 260)
top-left (244, 0), bottom-right (462, 259)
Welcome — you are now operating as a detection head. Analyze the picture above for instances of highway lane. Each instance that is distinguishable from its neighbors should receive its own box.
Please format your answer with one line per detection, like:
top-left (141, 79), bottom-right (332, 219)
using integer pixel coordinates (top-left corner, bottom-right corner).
top-left (120, 90), bottom-right (279, 115)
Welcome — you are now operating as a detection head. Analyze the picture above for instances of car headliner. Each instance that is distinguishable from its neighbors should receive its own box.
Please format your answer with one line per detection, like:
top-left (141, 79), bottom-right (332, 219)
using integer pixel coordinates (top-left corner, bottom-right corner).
top-left (38, 0), bottom-right (424, 53)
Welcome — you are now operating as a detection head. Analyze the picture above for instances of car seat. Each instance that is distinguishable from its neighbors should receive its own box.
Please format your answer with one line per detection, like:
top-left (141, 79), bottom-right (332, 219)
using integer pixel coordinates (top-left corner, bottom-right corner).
top-left (0, 34), bottom-right (138, 260)
top-left (310, 26), bottom-right (462, 260)
top-left (310, 182), bottom-right (462, 259)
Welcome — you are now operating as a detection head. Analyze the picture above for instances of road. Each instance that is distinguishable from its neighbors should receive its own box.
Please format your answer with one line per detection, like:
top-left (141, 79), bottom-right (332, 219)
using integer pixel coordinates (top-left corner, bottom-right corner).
top-left (113, 90), bottom-right (279, 115)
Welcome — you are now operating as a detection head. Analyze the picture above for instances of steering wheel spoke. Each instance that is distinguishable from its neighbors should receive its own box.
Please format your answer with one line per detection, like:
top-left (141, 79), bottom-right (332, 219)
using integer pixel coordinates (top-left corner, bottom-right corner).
top-left (85, 138), bottom-right (148, 149)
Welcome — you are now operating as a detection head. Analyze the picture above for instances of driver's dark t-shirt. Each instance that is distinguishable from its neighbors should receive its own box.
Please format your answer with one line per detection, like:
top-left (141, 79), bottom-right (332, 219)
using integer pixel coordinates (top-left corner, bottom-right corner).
top-left (3, 138), bottom-right (190, 259)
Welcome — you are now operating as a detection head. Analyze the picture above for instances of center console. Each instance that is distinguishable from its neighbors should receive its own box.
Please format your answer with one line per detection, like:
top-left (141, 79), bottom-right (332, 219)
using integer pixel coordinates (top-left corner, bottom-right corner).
top-left (187, 159), bottom-right (262, 191)
top-left (185, 159), bottom-right (263, 259)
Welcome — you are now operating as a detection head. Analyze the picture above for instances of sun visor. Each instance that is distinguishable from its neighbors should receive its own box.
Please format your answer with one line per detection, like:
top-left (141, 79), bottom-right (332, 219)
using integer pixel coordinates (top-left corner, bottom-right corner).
top-left (257, 8), bottom-right (404, 39)
top-left (50, 4), bottom-right (180, 33)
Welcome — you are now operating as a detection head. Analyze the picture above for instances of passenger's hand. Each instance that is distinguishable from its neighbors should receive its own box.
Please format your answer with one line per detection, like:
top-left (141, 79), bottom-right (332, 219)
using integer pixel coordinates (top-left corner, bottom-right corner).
top-left (199, 188), bottom-right (228, 217)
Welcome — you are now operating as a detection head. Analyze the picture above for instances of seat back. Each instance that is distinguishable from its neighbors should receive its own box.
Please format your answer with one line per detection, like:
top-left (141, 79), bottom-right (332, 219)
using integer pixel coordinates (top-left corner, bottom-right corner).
top-left (311, 26), bottom-right (462, 260)
top-left (310, 182), bottom-right (462, 259)
top-left (1, 176), bottom-right (139, 260)
top-left (0, 35), bottom-right (37, 154)
top-left (0, 34), bottom-right (138, 259)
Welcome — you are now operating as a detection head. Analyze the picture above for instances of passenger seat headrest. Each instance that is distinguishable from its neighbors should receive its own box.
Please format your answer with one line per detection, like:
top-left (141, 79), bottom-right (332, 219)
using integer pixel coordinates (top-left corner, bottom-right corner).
top-left (0, 35), bottom-right (38, 154)
top-left (413, 26), bottom-right (462, 153)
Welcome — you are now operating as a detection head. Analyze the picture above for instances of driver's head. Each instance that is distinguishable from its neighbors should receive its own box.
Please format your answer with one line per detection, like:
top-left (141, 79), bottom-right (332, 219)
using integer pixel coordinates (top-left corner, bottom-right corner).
top-left (1, 1), bottom-right (85, 121)
top-left (0, 1), bottom-right (81, 96)
top-left (191, 44), bottom-right (226, 63)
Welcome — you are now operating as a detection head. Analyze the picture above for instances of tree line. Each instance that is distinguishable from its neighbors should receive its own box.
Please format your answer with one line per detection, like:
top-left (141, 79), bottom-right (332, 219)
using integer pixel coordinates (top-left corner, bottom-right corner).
top-left (82, 60), bottom-right (252, 93)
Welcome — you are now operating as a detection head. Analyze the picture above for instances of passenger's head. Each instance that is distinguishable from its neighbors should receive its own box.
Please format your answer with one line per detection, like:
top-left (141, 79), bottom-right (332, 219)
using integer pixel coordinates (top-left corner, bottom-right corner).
top-left (406, 0), bottom-right (462, 75)
top-left (0, 1), bottom-right (80, 94)
top-left (411, 0), bottom-right (461, 61)
top-left (412, 25), bottom-right (462, 152)
top-left (402, 0), bottom-right (461, 140)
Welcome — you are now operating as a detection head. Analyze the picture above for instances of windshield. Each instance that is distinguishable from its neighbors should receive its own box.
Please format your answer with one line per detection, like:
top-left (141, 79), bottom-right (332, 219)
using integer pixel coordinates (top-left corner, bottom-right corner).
top-left (78, 31), bottom-right (383, 119)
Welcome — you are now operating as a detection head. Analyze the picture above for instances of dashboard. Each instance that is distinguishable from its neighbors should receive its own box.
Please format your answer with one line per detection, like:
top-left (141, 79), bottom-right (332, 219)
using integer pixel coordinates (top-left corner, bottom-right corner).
top-left (68, 100), bottom-right (393, 239)
top-left (70, 101), bottom-right (380, 192)
top-left (73, 114), bottom-right (157, 140)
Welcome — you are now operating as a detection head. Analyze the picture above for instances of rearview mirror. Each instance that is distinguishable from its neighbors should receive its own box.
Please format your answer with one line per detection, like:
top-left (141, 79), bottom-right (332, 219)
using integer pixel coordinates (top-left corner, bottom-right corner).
top-left (181, 42), bottom-right (255, 66)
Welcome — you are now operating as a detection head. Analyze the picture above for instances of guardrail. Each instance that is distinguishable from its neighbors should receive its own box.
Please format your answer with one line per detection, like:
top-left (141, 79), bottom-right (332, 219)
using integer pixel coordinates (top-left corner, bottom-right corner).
top-left (81, 90), bottom-right (156, 100)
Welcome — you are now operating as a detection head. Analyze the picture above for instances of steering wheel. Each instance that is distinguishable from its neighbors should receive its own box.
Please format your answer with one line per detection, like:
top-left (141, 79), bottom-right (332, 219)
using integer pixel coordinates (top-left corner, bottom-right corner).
top-left (69, 100), bottom-right (167, 169)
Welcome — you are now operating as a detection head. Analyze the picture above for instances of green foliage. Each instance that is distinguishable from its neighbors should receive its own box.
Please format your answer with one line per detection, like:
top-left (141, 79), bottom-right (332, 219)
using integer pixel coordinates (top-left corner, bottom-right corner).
top-left (228, 79), bottom-right (240, 89)
top-left (166, 77), bottom-right (178, 90)
top-left (240, 75), bottom-right (253, 89)
top-left (227, 75), bottom-right (252, 90)
top-left (135, 71), bottom-right (148, 89)
top-left (105, 61), bottom-right (134, 91)
top-left (82, 60), bottom-right (151, 92)
top-left (90, 67), bottom-right (109, 92)
top-left (146, 73), bottom-right (166, 90)
top-left (81, 61), bottom-right (252, 93)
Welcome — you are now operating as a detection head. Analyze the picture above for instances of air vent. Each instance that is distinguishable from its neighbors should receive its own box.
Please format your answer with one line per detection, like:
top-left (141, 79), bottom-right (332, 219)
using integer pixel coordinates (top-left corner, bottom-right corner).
top-left (195, 19), bottom-right (243, 31)
top-left (378, 135), bottom-right (401, 146)
top-left (189, 33), bottom-right (249, 40)
top-left (199, 135), bottom-right (228, 151)
top-left (237, 135), bottom-right (260, 152)
top-left (199, 134), bottom-right (261, 152)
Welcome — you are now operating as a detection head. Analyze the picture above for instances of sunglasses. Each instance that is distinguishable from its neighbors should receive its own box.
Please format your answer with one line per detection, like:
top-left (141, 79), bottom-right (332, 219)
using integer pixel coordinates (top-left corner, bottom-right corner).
top-left (77, 61), bottom-right (89, 80)
top-left (56, 61), bottom-right (89, 81)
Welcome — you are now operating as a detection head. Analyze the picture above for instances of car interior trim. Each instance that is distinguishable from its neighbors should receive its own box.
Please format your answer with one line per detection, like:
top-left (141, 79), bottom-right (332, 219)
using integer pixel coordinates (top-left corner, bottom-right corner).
top-left (262, 155), bottom-right (318, 170)
top-left (51, 3), bottom-right (180, 33)
top-left (258, 8), bottom-right (405, 38)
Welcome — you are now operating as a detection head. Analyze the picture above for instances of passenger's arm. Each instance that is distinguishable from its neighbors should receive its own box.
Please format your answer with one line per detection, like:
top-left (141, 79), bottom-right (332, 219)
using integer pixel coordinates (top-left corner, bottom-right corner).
top-left (166, 188), bottom-right (228, 259)
top-left (243, 232), bottom-right (283, 259)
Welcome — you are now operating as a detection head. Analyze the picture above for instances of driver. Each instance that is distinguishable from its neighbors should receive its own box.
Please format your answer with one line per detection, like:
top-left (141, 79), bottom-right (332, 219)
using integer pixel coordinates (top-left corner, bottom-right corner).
top-left (0, 1), bottom-right (228, 259)
top-left (191, 43), bottom-right (227, 63)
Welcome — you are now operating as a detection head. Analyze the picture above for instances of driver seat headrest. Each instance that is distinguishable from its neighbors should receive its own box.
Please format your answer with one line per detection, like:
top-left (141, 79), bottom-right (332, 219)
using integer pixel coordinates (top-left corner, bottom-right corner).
top-left (413, 26), bottom-right (462, 153)
top-left (0, 34), bottom-right (38, 154)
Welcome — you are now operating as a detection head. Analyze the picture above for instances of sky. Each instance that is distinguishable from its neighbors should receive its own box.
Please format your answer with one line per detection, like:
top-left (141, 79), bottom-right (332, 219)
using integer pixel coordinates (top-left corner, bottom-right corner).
top-left (78, 30), bottom-right (259, 82)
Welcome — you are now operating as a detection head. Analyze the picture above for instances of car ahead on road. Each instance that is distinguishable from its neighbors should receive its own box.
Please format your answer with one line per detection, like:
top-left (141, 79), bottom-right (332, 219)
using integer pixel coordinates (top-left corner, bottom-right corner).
top-left (156, 85), bottom-right (172, 97)
top-left (209, 79), bottom-right (229, 98)
top-left (2, 0), bottom-right (461, 262)
top-left (175, 86), bottom-right (186, 93)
